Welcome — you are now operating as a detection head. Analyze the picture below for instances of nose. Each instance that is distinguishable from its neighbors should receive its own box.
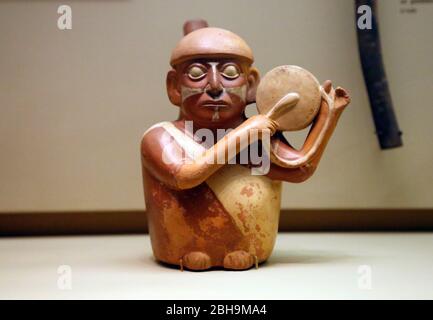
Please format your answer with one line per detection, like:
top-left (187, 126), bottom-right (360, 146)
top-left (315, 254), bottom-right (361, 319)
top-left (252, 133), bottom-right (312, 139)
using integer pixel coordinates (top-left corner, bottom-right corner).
top-left (206, 85), bottom-right (223, 100)
top-left (206, 67), bottom-right (223, 99)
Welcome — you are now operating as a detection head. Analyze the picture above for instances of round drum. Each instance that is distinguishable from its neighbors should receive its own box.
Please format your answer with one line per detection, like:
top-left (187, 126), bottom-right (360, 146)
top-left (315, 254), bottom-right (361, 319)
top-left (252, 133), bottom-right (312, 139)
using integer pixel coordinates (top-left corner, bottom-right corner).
top-left (256, 65), bottom-right (322, 131)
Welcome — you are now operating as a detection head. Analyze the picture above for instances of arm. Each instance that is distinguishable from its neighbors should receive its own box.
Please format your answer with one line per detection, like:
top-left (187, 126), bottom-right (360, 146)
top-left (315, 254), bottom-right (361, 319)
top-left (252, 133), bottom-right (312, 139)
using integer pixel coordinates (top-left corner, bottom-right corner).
top-left (267, 81), bottom-right (351, 182)
top-left (141, 115), bottom-right (277, 190)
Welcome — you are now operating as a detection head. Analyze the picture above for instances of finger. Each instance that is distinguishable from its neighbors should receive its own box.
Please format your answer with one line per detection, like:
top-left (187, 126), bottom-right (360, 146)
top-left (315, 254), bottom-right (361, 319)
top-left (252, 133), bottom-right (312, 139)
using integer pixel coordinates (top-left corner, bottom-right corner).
top-left (322, 80), bottom-right (332, 94)
top-left (272, 120), bottom-right (279, 134)
top-left (335, 87), bottom-right (348, 98)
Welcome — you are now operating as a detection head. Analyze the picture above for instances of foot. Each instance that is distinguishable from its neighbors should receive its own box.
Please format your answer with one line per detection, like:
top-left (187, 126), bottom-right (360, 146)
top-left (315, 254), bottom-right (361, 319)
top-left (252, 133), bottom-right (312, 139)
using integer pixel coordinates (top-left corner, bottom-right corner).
top-left (223, 250), bottom-right (254, 270)
top-left (181, 252), bottom-right (211, 271)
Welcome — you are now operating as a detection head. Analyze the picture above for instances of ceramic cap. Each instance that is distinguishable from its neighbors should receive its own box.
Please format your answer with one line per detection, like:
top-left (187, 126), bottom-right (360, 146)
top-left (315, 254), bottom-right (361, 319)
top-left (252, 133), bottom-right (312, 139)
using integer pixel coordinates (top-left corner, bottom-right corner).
top-left (170, 27), bottom-right (254, 67)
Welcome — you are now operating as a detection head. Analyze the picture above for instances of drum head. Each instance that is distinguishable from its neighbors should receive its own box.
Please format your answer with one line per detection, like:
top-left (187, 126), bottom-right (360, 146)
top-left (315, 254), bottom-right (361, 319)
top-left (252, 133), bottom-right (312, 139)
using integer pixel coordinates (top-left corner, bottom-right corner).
top-left (256, 65), bottom-right (322, 131)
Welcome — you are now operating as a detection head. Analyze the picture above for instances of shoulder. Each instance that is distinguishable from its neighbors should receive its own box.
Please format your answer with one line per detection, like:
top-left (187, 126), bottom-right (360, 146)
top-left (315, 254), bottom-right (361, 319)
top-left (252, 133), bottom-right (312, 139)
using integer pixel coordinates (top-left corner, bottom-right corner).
top-left (140, 121), bottom-right (183, 188)
top-left (141, 121), bottom-right (171, 139)
top-left (141, 121), bottom-right (174, 144)
top-left (140, 121), bottom-right (188, 165)
top-left (141, 121), bottom-right (173, 150)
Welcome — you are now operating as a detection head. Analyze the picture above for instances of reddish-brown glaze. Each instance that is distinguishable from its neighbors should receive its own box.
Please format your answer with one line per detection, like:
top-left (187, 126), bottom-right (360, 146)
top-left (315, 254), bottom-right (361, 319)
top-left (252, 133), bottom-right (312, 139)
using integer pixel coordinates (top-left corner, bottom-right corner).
top-left (140, 20), bottom-right (351, 271)
top-left (143, 169), bottom-right (256, 266)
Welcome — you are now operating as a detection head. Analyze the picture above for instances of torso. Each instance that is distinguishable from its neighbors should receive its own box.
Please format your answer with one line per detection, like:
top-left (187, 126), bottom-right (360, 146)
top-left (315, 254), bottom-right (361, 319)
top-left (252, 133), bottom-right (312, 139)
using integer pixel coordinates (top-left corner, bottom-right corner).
top-left (142, 121), bottom-right (282, 266)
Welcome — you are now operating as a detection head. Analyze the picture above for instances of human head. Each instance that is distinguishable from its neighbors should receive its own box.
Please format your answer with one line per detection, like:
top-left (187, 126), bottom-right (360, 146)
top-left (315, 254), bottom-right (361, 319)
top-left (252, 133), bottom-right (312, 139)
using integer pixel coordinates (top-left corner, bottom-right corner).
top-left (166, 23), bottom-right (260, 128)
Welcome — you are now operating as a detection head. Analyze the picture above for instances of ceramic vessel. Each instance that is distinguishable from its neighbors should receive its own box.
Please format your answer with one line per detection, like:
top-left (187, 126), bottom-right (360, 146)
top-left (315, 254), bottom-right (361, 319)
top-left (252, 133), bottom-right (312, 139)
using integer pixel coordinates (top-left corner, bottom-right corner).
top-left (140, 20), bottom-right (351, 271)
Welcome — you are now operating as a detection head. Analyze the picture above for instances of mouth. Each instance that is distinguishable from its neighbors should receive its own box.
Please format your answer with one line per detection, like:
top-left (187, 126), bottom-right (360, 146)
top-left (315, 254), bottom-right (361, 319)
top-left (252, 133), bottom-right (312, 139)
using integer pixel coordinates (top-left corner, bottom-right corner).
top-left (201, 101), bottom-right (229, 108)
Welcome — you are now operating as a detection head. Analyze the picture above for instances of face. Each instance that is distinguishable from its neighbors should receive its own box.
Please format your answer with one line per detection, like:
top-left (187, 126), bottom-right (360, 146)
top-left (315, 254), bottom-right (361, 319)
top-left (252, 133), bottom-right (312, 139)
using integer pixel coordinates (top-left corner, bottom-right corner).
top-left (170, 58), bottom-right (255, 128)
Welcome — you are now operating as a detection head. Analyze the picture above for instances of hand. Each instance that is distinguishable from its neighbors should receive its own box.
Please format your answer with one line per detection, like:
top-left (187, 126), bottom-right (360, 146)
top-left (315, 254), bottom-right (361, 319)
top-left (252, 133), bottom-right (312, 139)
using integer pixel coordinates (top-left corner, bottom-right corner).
top-left (321, 80), bottom-right (351, 116)
top-left (245, 114), bottom-right (278, 136)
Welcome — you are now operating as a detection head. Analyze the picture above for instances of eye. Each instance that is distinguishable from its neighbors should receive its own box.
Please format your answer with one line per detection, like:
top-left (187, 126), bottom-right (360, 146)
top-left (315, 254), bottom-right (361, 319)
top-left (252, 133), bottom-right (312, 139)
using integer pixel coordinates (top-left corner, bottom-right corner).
top-left (221, 64), bottom-right (240, 79)
top-left (187, 65), bottom-right (206, 80)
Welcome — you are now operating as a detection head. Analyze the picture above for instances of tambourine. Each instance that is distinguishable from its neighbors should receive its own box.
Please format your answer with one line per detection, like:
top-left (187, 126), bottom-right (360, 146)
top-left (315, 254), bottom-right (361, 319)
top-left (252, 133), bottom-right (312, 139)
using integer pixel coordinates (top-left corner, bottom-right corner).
top-left (256, 65), bottom-right (322, 131)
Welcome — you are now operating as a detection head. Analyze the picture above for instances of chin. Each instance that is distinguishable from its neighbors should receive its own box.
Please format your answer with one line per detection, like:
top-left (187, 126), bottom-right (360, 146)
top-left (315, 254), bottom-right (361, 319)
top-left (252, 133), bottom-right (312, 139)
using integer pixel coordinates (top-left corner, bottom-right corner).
top-left (207, 111), bottom-right (243, 127)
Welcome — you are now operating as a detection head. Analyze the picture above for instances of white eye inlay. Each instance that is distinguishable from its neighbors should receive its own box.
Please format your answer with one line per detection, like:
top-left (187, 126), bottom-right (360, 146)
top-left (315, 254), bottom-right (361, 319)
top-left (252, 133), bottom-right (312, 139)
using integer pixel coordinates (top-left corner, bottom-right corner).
top-left (187, 66), bottom-right (206, 80)
top-left (222, 65), bottom-right (240, 79)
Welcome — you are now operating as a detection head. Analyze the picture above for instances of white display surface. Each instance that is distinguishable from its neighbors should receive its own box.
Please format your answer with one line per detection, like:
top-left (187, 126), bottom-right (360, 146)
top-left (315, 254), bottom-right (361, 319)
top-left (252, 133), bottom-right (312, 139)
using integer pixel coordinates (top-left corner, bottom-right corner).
top-left (1, 233), bottom-right (432, 299)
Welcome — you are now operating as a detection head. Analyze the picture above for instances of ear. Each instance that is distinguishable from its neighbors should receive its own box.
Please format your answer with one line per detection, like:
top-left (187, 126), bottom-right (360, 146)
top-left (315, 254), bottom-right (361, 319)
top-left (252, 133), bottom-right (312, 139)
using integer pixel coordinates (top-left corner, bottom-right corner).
top-left (166, 69), bottom-right (182, 106)
top-left (246, 67), bottom-right (260, 105)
